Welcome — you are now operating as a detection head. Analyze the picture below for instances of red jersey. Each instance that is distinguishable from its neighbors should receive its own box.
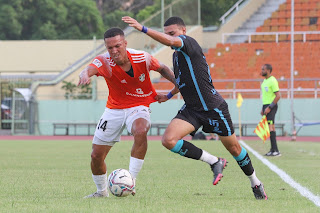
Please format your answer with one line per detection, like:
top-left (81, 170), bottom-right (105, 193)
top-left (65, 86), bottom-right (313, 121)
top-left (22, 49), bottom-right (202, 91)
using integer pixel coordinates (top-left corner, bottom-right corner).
top-left (89, 48), bottom-right (160, 109)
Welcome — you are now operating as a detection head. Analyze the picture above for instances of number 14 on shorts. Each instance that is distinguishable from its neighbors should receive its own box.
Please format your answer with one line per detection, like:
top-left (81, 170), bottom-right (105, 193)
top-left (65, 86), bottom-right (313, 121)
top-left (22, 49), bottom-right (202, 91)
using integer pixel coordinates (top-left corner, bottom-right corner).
top-left (97, 119), bottom-right (108, 131)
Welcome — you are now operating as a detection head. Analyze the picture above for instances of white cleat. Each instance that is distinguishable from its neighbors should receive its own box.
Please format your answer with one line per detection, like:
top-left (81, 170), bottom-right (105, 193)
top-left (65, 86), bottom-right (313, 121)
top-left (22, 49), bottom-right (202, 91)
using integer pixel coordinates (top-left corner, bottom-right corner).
top-left (83, 191), bottom-right (109, 198)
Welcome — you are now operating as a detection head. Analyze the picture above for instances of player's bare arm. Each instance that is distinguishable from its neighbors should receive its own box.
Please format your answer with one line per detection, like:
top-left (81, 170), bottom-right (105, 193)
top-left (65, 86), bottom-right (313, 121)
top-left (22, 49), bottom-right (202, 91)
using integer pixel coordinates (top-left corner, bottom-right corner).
top-left (156, 63), bottom-right (176, 86)
top-left (154, 63), bottom-right (179, 103)
top-left (78, 66), bottom-right (99, 86)
top-left (122, 16), bottom-right (182, 48)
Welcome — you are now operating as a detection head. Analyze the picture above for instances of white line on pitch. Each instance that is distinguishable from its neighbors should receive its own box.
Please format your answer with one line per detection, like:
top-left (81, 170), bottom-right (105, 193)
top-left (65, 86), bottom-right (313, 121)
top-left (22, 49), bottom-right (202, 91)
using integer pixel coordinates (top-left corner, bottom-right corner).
top-left (239, 140), bottom-right (320, 208)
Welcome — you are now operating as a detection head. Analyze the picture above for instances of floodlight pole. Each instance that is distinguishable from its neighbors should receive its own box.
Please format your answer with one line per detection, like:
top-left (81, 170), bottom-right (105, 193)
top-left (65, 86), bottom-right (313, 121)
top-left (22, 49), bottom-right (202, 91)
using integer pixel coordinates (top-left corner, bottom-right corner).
top-left (290, 0), bottom-right (296, 140)
top-left (161, 0), bottom-right (164, 28)
top-left (198, 0), bottom-right (201, 25)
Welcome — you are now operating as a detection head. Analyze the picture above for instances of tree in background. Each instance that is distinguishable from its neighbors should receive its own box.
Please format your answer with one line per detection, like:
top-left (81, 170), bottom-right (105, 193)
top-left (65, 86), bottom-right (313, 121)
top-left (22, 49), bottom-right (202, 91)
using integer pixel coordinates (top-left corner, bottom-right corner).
top-left (0, 0), bottom-right (104, 40)
top-left (0, 1), bottom-right (23, 39)
top-left (0, 0), bottom-right (240, 40)
top-left (61, 81), bottom-right (92, 99)
top-left (128, 0), bottom-right (239, 26)
top-left (201, 0), bottom-right (239, 26)
top-left (95, 0), bottom-right (153, 29)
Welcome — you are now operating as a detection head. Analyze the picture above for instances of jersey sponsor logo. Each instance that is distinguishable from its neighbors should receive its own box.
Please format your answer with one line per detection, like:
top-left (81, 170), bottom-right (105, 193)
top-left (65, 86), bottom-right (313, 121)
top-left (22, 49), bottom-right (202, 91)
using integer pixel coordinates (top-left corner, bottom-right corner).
top-left (139, 73), bottom-right (145, 82)
top-left (121, 79), bottom-right (127, 84)
top-left (126, 90), bottom-right (153, 98)
top-left (92, 59), bottom-right (102, 68)
top-left (136, 88), bottom-right (143, 94)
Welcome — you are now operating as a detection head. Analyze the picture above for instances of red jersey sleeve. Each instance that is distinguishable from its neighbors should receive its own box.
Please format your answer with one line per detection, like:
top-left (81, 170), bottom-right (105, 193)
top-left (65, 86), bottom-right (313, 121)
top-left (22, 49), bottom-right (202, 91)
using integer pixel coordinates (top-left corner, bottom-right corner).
top-left (145, 52), bottom-right (161, 72)
top-left (88, 55), bottom-right (112, 78)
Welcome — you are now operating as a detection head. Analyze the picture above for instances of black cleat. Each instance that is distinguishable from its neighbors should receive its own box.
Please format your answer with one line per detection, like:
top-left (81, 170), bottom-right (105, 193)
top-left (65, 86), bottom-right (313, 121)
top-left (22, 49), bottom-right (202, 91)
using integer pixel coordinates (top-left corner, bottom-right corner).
top-left (210, 158), bottom-right (227, 185)
top-left (252, 183), bottom-right (268, 200)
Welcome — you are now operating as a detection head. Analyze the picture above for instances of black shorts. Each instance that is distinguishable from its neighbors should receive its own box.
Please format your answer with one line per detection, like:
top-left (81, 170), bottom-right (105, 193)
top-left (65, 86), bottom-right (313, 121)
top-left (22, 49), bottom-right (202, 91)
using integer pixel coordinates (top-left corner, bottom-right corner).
top-left (174, 101), bottom-right (234, 136)
top-left (263, 104), bottom-right (278, 125)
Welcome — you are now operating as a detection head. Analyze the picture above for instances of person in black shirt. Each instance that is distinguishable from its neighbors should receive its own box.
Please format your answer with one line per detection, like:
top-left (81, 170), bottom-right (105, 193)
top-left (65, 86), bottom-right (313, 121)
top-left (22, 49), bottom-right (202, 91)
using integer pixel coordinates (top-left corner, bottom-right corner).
top-left (123, 16), bottom-right (267, 200)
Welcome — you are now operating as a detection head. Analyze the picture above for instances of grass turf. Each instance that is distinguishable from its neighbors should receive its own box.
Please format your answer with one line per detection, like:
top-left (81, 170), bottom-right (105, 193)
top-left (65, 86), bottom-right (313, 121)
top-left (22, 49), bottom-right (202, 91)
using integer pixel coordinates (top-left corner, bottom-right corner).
top-left (0, 139), bottom-right (319, 212)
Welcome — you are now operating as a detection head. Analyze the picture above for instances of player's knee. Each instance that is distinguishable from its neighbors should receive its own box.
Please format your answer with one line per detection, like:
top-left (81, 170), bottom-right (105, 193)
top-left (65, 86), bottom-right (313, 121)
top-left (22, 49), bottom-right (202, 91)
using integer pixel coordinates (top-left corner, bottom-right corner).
top-left (91, 152), bottom-right (104, 163)
top-left (161, 134), bottom-right (176, 149)
top-left (132, 127), bottom-right (148, 139)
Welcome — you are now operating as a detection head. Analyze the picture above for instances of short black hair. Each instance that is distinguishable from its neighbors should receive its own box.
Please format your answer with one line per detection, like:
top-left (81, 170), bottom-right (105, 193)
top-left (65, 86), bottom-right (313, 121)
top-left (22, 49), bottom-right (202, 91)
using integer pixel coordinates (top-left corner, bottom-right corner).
top-left (164, 16), bottom-right (185, 27)
top-left (264, 64), bottom-right (272, 73)
top-left (104, 27), bottom-right (124, 39)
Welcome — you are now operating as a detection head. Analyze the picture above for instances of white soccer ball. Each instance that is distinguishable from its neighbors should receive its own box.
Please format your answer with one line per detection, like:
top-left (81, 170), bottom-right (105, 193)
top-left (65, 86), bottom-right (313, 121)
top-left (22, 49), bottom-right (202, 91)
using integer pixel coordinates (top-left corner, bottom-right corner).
top-left (107, 169), bottom-right (135, 197)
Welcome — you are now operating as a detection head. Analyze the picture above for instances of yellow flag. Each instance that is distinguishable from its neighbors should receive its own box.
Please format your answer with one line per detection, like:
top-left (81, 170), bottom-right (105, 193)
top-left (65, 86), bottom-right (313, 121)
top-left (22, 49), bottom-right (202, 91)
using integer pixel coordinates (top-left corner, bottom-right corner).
top-left (236, 93), bottom-right (243, 108)
top-left (254, 115), bottom-right (270, 143)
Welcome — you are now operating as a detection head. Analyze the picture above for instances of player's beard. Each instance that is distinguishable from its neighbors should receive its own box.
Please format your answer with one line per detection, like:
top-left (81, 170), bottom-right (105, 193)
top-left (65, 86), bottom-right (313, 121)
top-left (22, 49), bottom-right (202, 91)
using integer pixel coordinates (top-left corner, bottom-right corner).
top-left (261, 73), bottom-right (267, 77)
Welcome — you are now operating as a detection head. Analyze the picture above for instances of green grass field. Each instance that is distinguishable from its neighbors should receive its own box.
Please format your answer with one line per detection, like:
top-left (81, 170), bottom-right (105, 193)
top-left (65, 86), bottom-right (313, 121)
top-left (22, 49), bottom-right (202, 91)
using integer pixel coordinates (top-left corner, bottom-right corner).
top-left (0, 139), bottom-right (319, 213)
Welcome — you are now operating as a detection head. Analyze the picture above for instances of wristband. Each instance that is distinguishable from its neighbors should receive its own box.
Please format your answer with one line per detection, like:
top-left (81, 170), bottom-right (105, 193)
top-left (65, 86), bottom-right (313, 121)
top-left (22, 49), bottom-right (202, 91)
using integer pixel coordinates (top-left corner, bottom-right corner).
top-left (268, 102), bottom-right (276, 109)
top-left (141, 26), bottom-right (148, 33)
top-left (166, 92), bottom-right (174, 99)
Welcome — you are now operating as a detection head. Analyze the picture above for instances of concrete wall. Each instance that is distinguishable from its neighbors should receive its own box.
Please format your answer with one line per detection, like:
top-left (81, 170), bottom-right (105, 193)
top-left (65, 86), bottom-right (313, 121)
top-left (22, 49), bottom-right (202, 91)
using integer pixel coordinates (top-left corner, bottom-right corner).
top-left (0, 40), bottom-right (104, 74)
top-left (37, 98), bottom-right (320, 137)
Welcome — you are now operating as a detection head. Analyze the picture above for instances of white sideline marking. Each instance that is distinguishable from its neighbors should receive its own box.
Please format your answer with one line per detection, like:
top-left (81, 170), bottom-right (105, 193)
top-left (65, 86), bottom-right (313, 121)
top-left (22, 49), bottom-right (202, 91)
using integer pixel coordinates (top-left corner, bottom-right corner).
top-left (239, 140), bottom-right (320, 208)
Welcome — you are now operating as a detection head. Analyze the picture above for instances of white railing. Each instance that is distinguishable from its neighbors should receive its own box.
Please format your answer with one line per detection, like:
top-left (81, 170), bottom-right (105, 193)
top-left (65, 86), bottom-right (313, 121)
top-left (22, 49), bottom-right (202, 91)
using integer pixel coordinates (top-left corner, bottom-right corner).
top-left (222, 31), bottom-right (320, 43)
top-left (219, 0), bottom-right (247, 24)
top-left (156, 88), bottom-right (320, 100)
top-left (156, 78), bottom-right (320, 99)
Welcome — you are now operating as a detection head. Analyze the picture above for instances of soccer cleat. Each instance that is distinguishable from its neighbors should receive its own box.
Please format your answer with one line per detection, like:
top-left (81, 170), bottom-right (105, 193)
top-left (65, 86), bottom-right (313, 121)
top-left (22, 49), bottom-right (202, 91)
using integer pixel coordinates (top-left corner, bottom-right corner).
top-left (131, 178), bottom-right (136, 196)
top-left (271, 151), bottom-right (281, 157)
top-left (264, 151), bottom-right (273, 156)
top-left (83, 191), bottom-right (109, 198)
top-left (252, 184), bottom-right (268, 200)
top-left (210, 158), bottom-right (227, 185)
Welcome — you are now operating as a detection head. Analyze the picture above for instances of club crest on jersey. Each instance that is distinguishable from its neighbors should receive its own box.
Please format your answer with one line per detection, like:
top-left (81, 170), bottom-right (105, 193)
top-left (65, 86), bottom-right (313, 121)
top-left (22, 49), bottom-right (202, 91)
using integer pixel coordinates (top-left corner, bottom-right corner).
top-left (92, 59), bottom-right (102, 68)
top-left (139, 73), bottom-right (145, 82)
top-left (121, 79), bottom-right (127, 84)
top-left (264, 87), bottom-right (269, 92)
top-left (136, 88), bottom-right (144, 94)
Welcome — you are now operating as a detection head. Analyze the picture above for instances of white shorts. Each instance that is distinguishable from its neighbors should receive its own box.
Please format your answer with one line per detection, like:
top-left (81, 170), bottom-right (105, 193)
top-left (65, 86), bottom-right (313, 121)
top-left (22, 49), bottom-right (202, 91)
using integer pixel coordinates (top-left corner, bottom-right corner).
top-left (93, 105), bottom-right (151, 146)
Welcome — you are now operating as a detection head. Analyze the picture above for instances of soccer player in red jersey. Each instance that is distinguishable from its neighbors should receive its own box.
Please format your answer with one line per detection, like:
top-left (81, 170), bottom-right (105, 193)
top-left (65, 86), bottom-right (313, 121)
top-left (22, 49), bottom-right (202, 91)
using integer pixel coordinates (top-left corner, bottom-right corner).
top-left (79, 27), bottom-right (176, 198)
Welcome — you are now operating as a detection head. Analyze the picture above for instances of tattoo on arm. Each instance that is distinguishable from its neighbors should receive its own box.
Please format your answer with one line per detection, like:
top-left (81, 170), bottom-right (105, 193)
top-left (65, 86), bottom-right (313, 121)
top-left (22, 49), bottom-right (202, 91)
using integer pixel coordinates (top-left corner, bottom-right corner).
top-left (158, 65), bottom-right (177, 86)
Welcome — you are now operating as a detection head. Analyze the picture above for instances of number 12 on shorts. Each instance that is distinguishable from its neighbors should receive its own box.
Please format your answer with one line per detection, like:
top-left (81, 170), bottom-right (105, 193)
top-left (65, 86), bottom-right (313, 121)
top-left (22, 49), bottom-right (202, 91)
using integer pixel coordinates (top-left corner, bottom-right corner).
top-left (97, 119), bottom-right (108, 131)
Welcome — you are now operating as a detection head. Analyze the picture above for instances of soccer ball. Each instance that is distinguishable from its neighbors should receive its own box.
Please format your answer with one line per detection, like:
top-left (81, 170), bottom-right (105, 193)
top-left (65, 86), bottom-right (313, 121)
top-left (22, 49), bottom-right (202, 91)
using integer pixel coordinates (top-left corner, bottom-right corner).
top-left (107, 169), bottom-right (135, 197)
